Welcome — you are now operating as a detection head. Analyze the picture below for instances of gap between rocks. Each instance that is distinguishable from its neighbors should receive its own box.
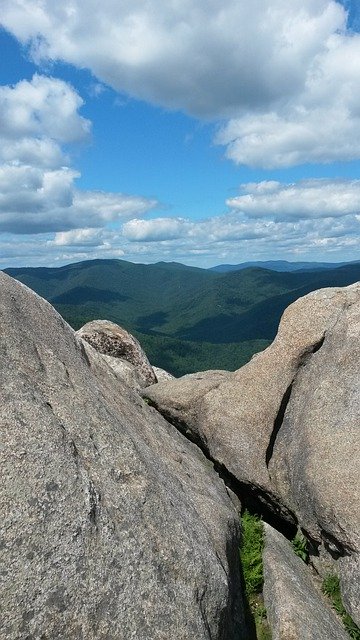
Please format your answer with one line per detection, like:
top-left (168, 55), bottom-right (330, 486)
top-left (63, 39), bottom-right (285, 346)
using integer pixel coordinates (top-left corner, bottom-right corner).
top-left (147, 332), bottom-right (328, 545)
top-left (265, 333), bottom-right (326, 469)
top-left (147, 404), bottom-right (297, 541)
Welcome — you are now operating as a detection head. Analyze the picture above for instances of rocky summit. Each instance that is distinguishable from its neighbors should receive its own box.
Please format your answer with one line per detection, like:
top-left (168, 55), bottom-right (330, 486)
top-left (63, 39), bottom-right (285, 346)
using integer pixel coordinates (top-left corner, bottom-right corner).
top-left (143, 282), bottom-right (360, 630)
top-left (1, 271), bottom-right (359, 639)
top-left (0, 273), bottom-right (247, 639)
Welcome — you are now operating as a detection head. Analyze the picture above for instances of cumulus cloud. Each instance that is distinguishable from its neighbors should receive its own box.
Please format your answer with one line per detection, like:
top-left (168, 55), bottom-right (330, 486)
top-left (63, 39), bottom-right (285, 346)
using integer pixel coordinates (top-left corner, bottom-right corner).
top-left (227, 179), bottom-right (360, 220)
top-left (216, 34), bottom-right (360, 167)
top-left (2, 0), bottom-right (360, 166)
top-left (120, 178), bottom-right (360, 254)
top-left (0, 74), bottom-right (90, 142)
top-left (0, 75), bottom-right (88, 170)
top-left (0, 0), bottom-right (344, 117)
top-left (123, 218), bottom-right (190, 241)
top-left (111, 179), bottom-right (359, 265)
top-left (0, 162), bottom-right (158, 233)
top-left (51, 228), bottom-right (107, 246)
top-left (1, 200), bottom-right (359, 268)
top-left (0, 75), bottom-right (158, 233)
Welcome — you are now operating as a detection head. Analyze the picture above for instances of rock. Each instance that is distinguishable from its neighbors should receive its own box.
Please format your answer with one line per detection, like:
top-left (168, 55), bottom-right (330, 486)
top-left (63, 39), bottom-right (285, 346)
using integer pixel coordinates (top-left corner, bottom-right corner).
top-left (143, 283), bottom-right (360, 619)
top-left (152, 366), bottom-right (175, 383)
top-left (143, 284), bottom-right (360, 528)
top-left (81, 339), bottom-right (151, 390)
top-left (0, 272), bottom-right (248, 639)
top-left (269, 284), bottom-right (360, 625)
top-left (263, 524), bottom-right (348, 640)
top-left (77, 319), bottom-right (156, 386)
top-left (142, 370), bottom-right (233, 446)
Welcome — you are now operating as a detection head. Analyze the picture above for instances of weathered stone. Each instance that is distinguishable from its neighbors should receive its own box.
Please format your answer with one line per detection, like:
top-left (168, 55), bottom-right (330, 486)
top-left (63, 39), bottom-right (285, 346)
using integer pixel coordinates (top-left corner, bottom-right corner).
top-left (80, 339), bottom-right (151, 390)
top-left (0, 273), bottom-right (248, 639)
top-left (143, 284), bottom-right (360, 620)
top-left (152, 366), bottom-right (175, 383)
top-left (142, 370), bottom-right (232, 445)
top-left (269, 285), bottom-right (360, 625)
top-left (77, 319), bottom-right (156, 386)
top-left (263, 524), bottom-right (348, 640)
top-left (144, 286), bottom-right (359, 521)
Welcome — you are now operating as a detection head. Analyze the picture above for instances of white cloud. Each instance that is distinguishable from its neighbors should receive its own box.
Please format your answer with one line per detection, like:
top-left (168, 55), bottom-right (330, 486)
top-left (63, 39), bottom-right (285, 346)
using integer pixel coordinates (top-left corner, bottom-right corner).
top-left (1, 202), bottom-right (359, 268)
top-left (2, 1), bottom-right (360, 167)
top-left (123, 217), bottom-right (189, 241)
top-left (227, 179), bottom-right (360, 220)
top-left (0, 137), bottom-right (65, 168)
top-left (106, 181), bottom-right (360, 265)
top-left (0, 1), bottom-right (344, 117)
top-left (0, 75), bottom-right (158, 233)
top-left (0, 162), bottom-right (158, 233)
top-left (0, 74), bottom-right (90, 142)
top-left (51, 227), bottom-right (110, 247)
top-left (215, 23), bottom-right (360, 167)
top-left (0, 74), bottom-right (88, 171)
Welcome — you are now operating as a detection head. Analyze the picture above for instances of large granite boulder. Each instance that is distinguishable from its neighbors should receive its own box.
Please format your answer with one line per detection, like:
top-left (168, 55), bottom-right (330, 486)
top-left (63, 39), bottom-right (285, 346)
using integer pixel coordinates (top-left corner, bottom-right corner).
top-left (0, 272), bottom-right (248, 639)
top-left (77, 319), bottom-right (157, 386)
top-left (143, 286), bottom-right (359, 521)
top-left (143, 283), bottom-right (360, 619)
top-left (144, 370), bottom-right (233, 447)
top-left (269, 284), bottom-right (360, 625)
top-left (263, 524), bottom-right (348, 640)
top-left (84, 344), bottom-right (151, 390)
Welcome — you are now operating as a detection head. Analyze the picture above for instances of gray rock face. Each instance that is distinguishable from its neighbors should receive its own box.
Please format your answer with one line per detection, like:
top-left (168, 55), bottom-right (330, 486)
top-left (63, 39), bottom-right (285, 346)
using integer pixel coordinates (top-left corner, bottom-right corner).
top-left (143, 283), bottom-right (360, 619)
top-left (269, 284), bottom-right (360, 625)
top-left (0, 273), bottom-right (248, 639)
top-left (144, 287), bottom-right (359, 519)
top-left (81, 340), bottom-right (151, 390)
top-left (142, 370), bottom-right (233, 445)
top-left (263, 524), bottom-right (348, 640)
top-left (152, 366), bottom-right (175, 383)
top-left (77, 319), bottom-right (157, 386)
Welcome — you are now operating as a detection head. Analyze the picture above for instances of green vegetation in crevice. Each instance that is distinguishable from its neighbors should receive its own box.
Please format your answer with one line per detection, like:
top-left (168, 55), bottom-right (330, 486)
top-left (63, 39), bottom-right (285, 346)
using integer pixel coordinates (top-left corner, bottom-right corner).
top-left (322, 574), bottom-right (360, 639)
top-left (240, 511), bottom-right (272, 640)
top-left (291, 531), bottom-right (309, 563)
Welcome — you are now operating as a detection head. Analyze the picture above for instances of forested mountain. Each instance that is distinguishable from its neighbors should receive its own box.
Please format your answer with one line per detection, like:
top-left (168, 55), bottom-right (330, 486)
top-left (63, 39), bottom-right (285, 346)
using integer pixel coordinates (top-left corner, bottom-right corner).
top-left (209, 259), bottom-right (360, 273)
top-left (5, 258), bottom-right (360, 375)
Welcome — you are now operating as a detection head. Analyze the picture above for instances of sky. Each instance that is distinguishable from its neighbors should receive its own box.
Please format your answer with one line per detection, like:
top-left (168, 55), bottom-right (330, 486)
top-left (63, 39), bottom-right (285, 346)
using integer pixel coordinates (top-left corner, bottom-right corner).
top-left (0, 0), bottom-right (359, 268)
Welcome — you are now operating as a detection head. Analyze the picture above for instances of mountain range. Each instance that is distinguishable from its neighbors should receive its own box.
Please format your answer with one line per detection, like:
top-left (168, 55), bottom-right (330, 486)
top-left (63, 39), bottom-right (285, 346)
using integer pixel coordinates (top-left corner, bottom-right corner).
top-left (5, 258), bottom-right (360, 375)
top-left (209, 259), bottom-right (360, 273)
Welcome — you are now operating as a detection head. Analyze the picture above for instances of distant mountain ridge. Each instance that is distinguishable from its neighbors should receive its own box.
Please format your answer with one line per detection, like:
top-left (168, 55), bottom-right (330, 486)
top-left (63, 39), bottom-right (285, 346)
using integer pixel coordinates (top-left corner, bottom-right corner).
top-left (4, 258), bottom-right (360, 375)
top-left (209, 259), bottom-right (360, 273)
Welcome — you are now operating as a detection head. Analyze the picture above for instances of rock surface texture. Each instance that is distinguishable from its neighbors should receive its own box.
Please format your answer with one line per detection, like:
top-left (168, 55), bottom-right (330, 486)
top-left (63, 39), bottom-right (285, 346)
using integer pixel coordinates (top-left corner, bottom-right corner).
top-left (143, 283), bottom-right (360, 621)
top-left (263, 524), bottom-right (348, 640)
top-left (152, 366), bottom-right (175, 383)
top-left (269, 284), bottom-right (360, 625)
top-left (77, 319), bottom-right (157, 386)
top-left (0, 273), bottom-right (248, 640)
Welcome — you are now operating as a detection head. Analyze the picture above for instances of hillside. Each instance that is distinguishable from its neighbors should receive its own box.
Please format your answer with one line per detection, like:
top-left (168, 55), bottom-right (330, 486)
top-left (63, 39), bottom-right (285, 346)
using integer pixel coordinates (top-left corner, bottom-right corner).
top-left (5, 258), bottom-right (360, 375)
top-left (210, 259), bottom-right (360, 273)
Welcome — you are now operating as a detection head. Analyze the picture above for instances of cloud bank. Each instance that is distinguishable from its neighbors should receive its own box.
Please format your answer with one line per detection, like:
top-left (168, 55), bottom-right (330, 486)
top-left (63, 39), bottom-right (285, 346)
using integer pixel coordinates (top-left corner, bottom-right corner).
top-left (0, 1), bottom-right (359, 267)
top-left (0, 75), bottom-right (158, 234)
top-left (2, 0), bottom-right (360, 167)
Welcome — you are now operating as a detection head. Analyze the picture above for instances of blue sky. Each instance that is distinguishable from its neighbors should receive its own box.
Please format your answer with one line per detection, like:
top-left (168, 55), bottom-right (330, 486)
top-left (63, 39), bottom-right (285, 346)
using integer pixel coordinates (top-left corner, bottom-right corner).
top-left (0, 0), bottom-right (359, 267)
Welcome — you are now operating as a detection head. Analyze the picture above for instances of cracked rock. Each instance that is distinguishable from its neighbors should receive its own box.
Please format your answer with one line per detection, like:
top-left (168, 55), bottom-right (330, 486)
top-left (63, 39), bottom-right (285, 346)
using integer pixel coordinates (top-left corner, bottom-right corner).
top-left (263, 523), bottom-right (348, 640)
top-left (269, 284), bottom-right (360, 624)
top-left (0, 272), bottom-right (248, 640)
top-left (77, 319), bottom-right (157, 386)
top-left (144, 285), bottom-right (358, 522)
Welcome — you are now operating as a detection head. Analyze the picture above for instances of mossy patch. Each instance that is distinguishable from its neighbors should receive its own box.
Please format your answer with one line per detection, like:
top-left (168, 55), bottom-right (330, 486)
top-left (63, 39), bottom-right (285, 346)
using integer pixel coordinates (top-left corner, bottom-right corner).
top-left (240, 511), bottom-right (272, 639)
top-left (291, 532), bottom-right (309, 563)
top-left (322, 574), bottom-right (360, 639)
